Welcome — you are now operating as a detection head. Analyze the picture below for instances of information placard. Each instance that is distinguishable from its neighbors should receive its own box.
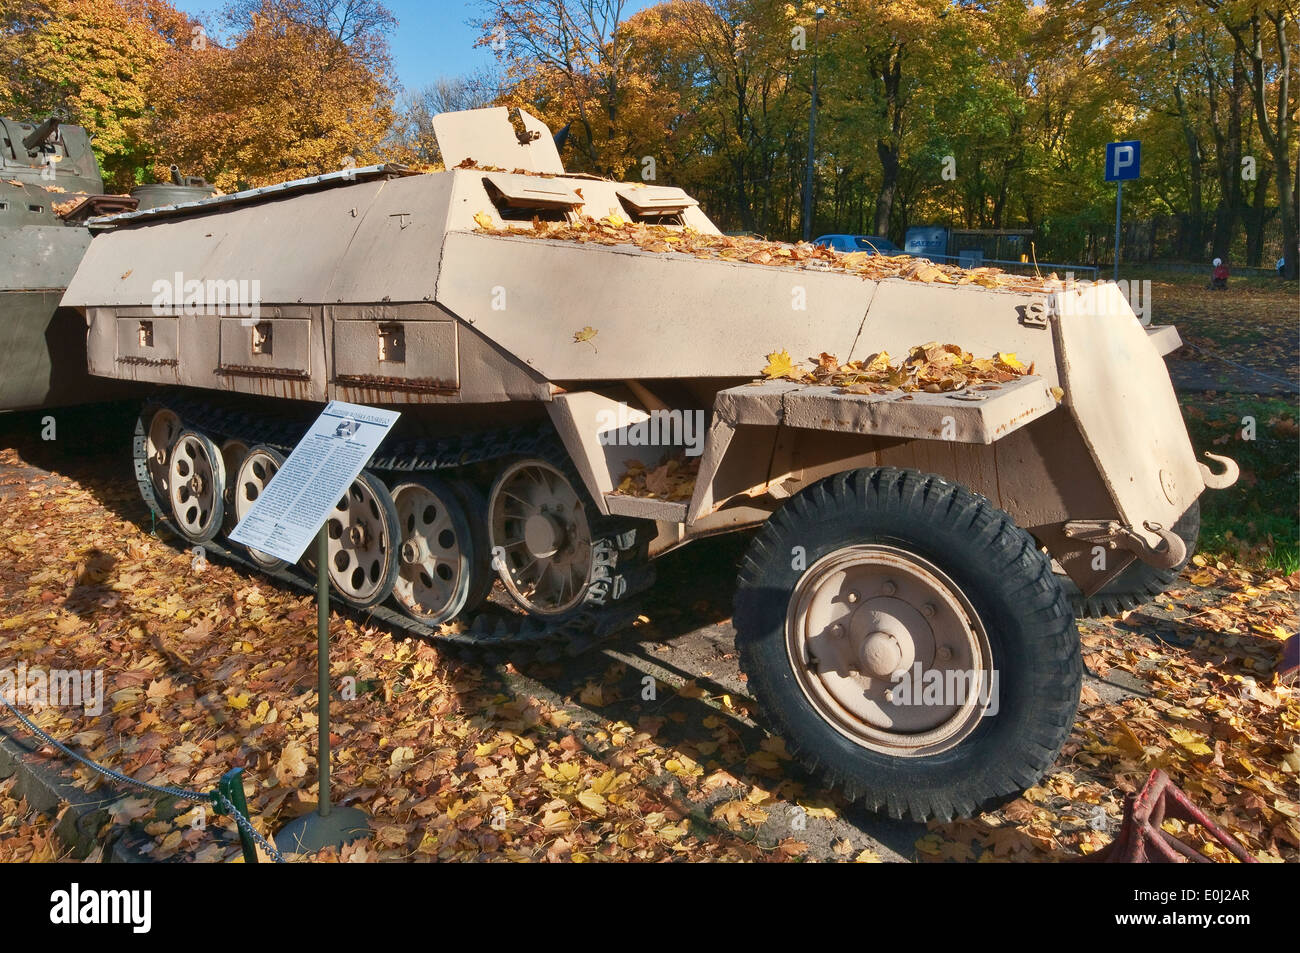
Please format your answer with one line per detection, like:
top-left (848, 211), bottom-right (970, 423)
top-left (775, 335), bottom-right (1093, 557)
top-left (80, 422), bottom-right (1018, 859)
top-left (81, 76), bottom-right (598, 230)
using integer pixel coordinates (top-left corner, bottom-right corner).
top-left (229, 401), bottom-right (400, 564)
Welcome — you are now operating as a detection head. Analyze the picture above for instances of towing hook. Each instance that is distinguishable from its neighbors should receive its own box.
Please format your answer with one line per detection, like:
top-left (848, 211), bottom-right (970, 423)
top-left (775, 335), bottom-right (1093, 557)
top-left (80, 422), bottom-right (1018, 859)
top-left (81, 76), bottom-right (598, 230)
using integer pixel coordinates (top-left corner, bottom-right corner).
top-left (1140, 521), bottom-right (1187, 570)
top-left (1198, 452), bottom-right (1239, 490)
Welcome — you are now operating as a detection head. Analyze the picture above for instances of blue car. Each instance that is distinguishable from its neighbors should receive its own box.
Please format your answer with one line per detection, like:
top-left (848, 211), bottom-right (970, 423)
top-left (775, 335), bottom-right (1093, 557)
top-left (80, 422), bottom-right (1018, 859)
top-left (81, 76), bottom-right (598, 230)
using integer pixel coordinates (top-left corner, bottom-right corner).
top-left (813, 234), bottom-right (904, 255)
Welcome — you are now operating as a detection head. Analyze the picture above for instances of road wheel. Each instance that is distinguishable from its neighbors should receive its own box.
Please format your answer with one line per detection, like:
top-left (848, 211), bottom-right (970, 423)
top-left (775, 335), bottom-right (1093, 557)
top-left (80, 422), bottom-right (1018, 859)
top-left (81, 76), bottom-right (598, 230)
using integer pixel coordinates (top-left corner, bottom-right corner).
top-left (233, 446), bottom-right (288, 572)
top-left (391, 476), bottom-right (492, 625)
top-left (219, 439), bottom-right (251, 537)
top-left (325, 470), bottom-right (401, 609)
top-left (167, 430), bottom-right (226, 543)
top-left (136, 404), bottom-right (182, 516)
top-left (1059, 501), bottom-right (1200, 618)
top-left (487, 456), bottom-right (649, 618)
top-left (733, 467), bottom-right (1081, 822)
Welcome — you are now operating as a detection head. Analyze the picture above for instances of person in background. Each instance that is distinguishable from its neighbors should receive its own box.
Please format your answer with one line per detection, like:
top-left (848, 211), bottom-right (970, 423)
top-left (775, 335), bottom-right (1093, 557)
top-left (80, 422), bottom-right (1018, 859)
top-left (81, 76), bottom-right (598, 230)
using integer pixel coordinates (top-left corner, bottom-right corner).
top-left (1278, 256), bottom-right (1287, 278)
top-left (1210, 257), bottom-right (1229, 290)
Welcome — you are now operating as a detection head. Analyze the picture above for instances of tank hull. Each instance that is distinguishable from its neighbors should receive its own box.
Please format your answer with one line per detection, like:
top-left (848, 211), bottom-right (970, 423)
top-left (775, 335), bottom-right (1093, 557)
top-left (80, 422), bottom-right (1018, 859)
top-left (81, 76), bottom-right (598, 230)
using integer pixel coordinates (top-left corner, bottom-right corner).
top-left (0, 290), bottom-right (136, 410)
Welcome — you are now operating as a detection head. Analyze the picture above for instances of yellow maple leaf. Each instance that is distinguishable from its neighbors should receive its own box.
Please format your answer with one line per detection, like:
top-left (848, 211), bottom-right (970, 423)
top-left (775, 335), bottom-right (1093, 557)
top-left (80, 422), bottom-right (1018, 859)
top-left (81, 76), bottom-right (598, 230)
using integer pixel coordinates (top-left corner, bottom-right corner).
top-left (762, 349), bottom-right (798, 379)
top-left (994, 351), bottom-right (1025, 371)
top-left (1169, 728), bottom-right (1213, 756)
top-left (473, 211), bottom-right (494, 229)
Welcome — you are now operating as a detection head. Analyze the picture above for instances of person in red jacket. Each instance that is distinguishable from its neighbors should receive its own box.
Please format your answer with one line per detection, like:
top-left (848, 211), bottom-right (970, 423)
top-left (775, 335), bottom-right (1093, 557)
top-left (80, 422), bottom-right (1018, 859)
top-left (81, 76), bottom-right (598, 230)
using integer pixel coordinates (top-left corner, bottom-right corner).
top-left (1210, 257), bottom-right (1229, 290)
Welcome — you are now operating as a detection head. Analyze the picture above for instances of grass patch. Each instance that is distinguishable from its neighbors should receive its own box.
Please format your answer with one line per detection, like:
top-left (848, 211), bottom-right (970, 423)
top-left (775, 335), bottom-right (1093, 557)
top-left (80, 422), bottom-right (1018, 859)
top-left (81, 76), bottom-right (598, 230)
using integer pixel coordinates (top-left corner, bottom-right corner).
top-left (1180, 393), bottom-right (1299, 570)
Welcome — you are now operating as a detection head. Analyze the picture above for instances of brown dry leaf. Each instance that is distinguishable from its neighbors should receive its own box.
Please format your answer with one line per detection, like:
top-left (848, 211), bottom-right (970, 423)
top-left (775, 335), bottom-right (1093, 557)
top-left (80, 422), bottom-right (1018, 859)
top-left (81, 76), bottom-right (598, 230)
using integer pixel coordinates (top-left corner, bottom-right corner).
top-left (275, 742), bottom-right (311, 786)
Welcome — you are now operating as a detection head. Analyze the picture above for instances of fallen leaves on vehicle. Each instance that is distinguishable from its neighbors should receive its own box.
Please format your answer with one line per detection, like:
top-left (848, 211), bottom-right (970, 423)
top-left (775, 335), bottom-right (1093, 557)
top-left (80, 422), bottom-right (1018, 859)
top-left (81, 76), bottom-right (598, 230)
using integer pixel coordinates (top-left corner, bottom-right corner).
top-left (573, 326), bottom-right (598, 351)
top-left (761, 349), bottom-right (797, 380)
top-left (473, 213), bottom-right (1068, 292)
top-left (759, 343), bottom-right (1033, 394)
top-left (614, 452), bottom-right (700, 501)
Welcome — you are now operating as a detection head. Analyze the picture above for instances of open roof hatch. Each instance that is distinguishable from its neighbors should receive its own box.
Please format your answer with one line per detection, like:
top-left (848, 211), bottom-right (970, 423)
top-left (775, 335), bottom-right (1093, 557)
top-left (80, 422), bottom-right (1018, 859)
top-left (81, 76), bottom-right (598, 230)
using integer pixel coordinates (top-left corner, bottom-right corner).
top-left (432, 106), bottom-right (564, 174)
top-left (615, 185), bottom-right (698, 216)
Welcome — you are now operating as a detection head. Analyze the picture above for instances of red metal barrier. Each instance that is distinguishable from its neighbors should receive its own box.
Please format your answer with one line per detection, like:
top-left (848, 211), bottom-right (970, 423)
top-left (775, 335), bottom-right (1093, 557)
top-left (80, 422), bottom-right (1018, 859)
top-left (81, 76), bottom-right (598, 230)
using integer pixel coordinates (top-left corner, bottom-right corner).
top-left (1088, 769), bottom-right (1257, 863)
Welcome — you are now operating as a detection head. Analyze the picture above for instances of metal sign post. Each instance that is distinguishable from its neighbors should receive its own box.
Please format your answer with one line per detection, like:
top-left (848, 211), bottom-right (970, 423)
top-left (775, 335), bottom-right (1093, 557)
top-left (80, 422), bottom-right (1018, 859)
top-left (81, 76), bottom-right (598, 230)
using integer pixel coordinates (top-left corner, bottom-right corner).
top-left (230, 400), bottom-right (400, 854)
top-left (1114, 180), bottom-right (1123, 283)
top-left (1105, 140), bottom-right (1141, 282)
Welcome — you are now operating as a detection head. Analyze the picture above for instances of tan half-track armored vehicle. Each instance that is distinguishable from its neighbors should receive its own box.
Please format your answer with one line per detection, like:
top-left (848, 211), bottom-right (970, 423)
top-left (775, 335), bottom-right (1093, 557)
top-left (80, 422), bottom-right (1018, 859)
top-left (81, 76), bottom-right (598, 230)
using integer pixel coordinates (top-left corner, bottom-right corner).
top-left (60, 107), bottom-right (1238, 821)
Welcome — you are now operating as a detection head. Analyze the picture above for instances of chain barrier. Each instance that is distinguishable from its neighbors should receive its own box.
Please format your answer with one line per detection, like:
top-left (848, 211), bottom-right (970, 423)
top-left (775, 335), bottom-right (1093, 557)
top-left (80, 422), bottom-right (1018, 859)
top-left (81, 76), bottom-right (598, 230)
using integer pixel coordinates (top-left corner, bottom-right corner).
top-left (0, 695), bottom-right (283, 863)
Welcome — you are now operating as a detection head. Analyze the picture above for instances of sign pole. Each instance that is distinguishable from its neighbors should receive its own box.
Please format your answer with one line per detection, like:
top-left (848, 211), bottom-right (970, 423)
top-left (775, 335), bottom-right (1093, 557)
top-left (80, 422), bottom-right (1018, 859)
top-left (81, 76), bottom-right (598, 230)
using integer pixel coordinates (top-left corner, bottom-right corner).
top-left (275, 523), bottom-right (369, 853)
top-left (316, 523), bottom-right (331, 818)
top-left (1104, 139), bottom-right (1138, 281)
top-left (1114, 179), bottom-right (1122, 283)
top-left (232, 400), bottom-right (400, 854)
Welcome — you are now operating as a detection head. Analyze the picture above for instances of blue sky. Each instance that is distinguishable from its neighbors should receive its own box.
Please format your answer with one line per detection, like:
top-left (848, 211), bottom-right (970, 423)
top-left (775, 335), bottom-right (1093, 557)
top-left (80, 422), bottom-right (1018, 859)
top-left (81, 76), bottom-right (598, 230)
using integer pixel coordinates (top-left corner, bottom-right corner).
top-left (171, 0), bottom-right (656, 98)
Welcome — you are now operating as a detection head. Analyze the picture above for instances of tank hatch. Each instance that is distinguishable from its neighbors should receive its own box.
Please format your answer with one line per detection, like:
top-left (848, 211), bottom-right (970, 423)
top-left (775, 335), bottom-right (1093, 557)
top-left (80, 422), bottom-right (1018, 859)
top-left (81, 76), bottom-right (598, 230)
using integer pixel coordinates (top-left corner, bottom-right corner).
top-left (431, 106), bottom-right (564, 174)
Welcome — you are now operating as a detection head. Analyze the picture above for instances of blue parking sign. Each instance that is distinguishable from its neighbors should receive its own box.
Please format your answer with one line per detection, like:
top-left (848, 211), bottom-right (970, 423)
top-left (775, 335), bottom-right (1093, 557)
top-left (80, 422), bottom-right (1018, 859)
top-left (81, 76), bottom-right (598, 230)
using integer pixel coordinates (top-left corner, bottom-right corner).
top-left (1105, 140), bottom-right (1141, 181)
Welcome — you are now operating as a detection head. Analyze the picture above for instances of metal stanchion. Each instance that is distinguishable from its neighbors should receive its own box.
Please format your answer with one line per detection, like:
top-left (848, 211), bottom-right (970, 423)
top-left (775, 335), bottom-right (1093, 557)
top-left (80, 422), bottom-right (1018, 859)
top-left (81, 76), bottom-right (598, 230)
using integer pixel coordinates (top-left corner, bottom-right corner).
top-left (275, 525), bottom-right (370, 853)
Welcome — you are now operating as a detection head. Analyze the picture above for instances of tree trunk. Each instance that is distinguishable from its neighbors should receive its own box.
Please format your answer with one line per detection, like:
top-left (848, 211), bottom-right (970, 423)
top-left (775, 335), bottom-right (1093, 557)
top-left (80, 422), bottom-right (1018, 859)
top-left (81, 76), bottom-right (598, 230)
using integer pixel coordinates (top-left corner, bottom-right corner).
top-left (1227, 9), bottom-right (1297, 277)
top-left (1172, 71), bottom-right (1206, 260)
top-left (871, 43), bottom-right (904, 238)
top-left (873, 139), bottom-right (899, 237)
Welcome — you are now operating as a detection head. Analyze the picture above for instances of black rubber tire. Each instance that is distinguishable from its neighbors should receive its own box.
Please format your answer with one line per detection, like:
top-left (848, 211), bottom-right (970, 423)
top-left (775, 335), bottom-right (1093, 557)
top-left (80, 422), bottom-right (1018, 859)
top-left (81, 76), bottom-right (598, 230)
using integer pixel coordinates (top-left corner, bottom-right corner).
top-left (1059, 501), bottom-right (1200, 618)
top-left (733, 467), bottom-right (1082, 823)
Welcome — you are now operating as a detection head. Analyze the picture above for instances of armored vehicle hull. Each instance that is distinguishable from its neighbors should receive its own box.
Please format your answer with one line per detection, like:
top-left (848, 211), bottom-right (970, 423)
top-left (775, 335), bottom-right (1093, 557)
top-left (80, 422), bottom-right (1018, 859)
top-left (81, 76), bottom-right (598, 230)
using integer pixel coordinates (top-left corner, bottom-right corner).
top-left (0, 118), bottom-right (214, 411)
top-left (59, 107), bottom-right (1238, 820)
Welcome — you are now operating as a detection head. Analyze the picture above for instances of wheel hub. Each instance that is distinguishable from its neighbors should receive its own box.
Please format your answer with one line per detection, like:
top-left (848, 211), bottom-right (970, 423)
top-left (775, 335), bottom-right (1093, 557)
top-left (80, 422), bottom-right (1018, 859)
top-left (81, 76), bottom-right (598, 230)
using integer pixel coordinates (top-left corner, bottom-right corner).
top-left (787, 545), bottom-right (993, 757)
top-left (861, 632), bottom-right (902, 679)
top-left (400, 538), bottom-right (424, 565)
top-left (523, 511), bottom-right (565, 559)
top-left (348, 522), bottom-right (369, 548)
top-left (848, 596), bottom-right (924, 677)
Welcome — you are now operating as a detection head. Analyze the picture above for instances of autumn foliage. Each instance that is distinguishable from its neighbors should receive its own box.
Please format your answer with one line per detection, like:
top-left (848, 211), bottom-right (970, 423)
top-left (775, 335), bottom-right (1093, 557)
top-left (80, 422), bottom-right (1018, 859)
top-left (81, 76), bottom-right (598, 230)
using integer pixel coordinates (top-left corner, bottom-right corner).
top-left (1, 0), bottom-right (398, 192)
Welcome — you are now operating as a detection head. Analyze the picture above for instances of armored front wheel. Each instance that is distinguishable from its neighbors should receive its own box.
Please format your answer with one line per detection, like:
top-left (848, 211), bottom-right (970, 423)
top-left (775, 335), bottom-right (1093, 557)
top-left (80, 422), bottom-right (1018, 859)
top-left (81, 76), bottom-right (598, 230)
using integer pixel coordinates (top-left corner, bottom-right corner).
top-left (733, 467), bottom-right (1082, 823)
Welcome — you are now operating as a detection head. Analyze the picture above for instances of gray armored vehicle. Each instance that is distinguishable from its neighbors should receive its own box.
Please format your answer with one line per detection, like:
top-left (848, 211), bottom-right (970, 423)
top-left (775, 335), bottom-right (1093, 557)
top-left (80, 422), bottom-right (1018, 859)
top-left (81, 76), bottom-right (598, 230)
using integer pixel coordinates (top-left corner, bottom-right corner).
top-left (60, 107), bottom-right (1238, 820)
top-left (0, 114), bottom-right (215, 411)
top-left (0, 114), bottom-right (131, 410)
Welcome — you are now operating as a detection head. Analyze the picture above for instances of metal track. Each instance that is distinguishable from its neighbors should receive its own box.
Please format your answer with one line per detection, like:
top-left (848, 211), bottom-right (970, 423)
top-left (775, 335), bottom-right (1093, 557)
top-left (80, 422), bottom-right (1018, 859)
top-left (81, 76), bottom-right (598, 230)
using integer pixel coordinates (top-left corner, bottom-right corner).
top-left (134, 391), bottom-right (654, 658)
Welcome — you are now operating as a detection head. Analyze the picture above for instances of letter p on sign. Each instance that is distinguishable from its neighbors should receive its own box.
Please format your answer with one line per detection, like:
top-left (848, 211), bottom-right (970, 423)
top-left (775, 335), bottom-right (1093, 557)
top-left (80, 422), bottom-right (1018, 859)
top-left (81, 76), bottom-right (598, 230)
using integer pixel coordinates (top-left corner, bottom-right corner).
top-left (1105, 140), bottom-right (1141, 181)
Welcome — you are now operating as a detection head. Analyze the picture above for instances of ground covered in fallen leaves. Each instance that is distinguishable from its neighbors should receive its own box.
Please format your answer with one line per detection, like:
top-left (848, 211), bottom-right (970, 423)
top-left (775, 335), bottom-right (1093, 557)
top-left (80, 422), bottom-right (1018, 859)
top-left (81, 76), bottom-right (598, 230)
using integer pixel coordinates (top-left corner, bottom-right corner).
top-left (0, 403), bottom-right (1294, 863)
